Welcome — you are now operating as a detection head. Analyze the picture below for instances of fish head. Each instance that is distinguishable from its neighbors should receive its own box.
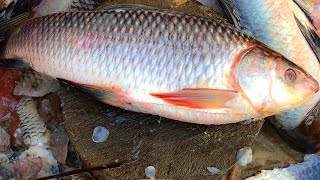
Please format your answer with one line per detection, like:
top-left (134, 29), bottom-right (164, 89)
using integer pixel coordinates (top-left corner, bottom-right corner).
top-left (235, 45), bottom-right (319, 115)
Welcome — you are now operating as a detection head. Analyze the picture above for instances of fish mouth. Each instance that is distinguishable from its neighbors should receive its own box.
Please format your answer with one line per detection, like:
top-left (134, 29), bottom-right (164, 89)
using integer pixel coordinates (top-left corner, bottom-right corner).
top-left (310, 78), bottom-right (319, 93)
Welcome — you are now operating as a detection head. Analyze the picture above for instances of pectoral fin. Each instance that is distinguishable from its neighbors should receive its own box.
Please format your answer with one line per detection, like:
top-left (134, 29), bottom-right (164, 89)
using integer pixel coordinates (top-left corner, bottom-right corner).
top-left (151, 88), bottom-right (238, 109)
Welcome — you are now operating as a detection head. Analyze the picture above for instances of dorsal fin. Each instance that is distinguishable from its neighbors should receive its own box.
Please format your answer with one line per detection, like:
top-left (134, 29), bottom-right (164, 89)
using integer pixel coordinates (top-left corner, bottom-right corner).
top-left (292, 0), bottom-right (313, 17)
top-left (294, 14), bottom-right (320, 63)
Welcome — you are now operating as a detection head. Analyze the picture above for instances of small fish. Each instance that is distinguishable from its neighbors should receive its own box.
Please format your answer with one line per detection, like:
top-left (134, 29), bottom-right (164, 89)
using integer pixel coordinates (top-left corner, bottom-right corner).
top-left (2, 5), bottom-right (319, 125)
top-left (218, 0), bottom-right (320, 129)
top-left (246, 154), bottom-right (320, 180)
top-left (13, 71), bottom-right (60, 97)
top-left (15, 97), bottom-right (50, 146)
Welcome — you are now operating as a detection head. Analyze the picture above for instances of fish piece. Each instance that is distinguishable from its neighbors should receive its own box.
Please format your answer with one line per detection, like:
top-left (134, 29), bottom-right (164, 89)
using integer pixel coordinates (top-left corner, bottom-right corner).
top-left (3, 6), bottom-right (319, 125)
top-left (0, 152), bottom-right (13, 172)
top-left (218, 0), bottom-right (320, 129)
top-left (0, 152), bottom-right (15, 178)
top-left (15, 97), bottom-right (50, 146)
top-left (0, 127), bottom-right (10, 152)
top-left (14, 151), bottom-right (43, 180)
top-left (14, 146), bottom-right (58, 179)
top-left (49, 125), bottom-right (69, 164)
top-left (13, 71), bottom-right (60, 97)
top-left (246, 154), bottom-right (320, 179)
top-left (32, 0), bottom-right (101, 17)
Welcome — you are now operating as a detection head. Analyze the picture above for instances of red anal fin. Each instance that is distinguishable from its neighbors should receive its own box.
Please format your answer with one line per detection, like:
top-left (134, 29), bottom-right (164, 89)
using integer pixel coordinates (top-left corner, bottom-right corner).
top-left (150, 88), bottom-right (238, 109)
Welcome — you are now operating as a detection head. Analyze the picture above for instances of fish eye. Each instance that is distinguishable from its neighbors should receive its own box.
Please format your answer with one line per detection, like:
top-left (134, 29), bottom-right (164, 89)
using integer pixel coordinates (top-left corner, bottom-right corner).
top-left (285, 68), bottom-right (296, 82)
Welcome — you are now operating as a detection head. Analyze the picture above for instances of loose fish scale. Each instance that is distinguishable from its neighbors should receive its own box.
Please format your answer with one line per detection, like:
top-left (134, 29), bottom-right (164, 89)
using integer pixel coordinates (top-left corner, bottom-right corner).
top-left (5, 9), bottom-right (259, 124)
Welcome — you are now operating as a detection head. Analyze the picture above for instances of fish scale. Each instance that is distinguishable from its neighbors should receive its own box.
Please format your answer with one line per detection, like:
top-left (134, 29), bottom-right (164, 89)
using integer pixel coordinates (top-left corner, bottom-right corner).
top-left (3, 7), bottom-right (318, 124)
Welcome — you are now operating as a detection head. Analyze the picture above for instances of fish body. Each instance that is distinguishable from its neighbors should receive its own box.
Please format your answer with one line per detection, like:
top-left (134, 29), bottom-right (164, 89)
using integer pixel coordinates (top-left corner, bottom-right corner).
top-left (246, 154), bottom-right (320, 180)
top-left (219, 0), bottom-right (320, 129)
top-left (4, 8), bottom-right (318, 124)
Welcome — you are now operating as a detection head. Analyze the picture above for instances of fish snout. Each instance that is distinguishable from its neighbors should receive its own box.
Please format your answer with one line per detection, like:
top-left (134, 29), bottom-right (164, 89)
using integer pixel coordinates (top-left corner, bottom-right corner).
top-left (309, 77), bottom-right (319, 94)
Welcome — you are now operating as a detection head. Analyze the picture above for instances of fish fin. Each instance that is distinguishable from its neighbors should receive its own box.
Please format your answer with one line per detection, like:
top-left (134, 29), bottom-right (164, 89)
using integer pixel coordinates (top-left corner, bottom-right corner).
top-left (69, 0), bottom-right (102, 11)
top-left (150, 88), bottom-right (238, 109)
top-left (0, 59), bottom-right (31, 70)
top-left (294, 14), bottom-right (320, 63)
top-left (292, 0), bottom-right (313, 16)
top-left (99, 4), bottom-right (163, 11)
top-left (216, 0), bottom-right (240, 26)
top-left (59, 80), bottom-right (127, 107)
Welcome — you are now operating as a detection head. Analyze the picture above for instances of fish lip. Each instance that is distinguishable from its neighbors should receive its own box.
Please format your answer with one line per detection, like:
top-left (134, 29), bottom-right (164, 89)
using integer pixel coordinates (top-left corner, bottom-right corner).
top-left (314, 81), bottom-right (319, 93)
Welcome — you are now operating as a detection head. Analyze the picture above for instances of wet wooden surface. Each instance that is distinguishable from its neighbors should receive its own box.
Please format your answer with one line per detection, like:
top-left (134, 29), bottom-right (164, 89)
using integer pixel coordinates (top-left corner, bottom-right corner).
top-left (60, 84), bottom-right (264, 179)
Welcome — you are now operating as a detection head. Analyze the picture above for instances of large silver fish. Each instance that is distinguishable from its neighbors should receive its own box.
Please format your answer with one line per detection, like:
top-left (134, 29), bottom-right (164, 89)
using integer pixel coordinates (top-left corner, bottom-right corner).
top-left (218, 0), bottom-right (320, 129)
top-left (2, 5), bottom-right (319, 125)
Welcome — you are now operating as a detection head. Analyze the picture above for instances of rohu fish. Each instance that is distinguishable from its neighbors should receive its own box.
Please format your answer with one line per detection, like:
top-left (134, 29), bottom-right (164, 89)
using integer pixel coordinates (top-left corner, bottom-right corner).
top-left (1, 5), bottom-right (319, 125)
